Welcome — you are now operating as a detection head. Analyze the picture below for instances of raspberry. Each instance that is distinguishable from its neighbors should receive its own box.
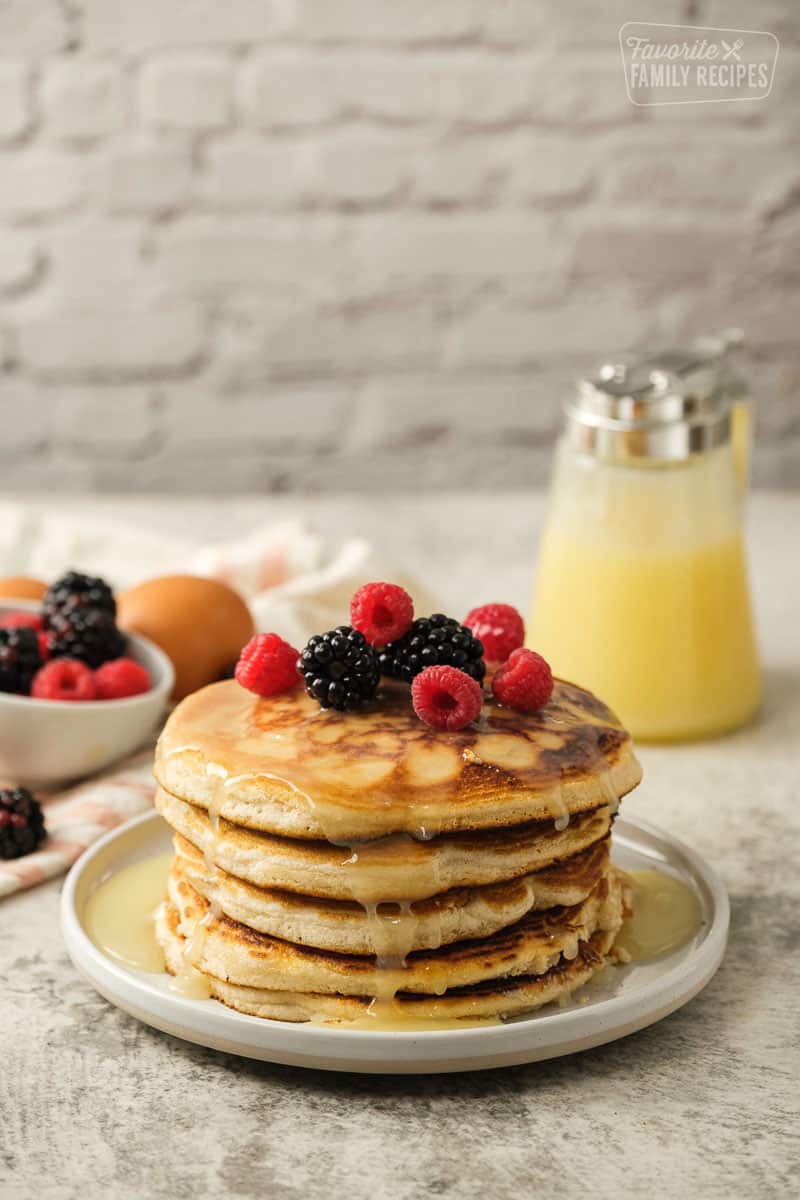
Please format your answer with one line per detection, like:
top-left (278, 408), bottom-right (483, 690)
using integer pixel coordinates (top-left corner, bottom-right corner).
top-left (94, 657), bottom-right (151, 700)
top-left (350, 581), bottom-right (414, 647)
top-left (411, 665), bottom-right (483, 731)
top-left (31, 658), bottom-right (97, 702)
top-left (236, 633), bottom-right (301, 698)
top-left (492, 648), bottom-right (553, 712)
top-left (463, 603), bottom-right (525, 663)
top-left (0, 787), bottom-right (46, 859)
top-left (0, 611), bottom-right (43, 631)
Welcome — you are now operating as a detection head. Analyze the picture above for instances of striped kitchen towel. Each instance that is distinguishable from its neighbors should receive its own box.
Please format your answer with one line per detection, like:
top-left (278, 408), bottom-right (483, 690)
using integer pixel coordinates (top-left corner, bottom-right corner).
top-left (0, 747), bottom-right (155, 899)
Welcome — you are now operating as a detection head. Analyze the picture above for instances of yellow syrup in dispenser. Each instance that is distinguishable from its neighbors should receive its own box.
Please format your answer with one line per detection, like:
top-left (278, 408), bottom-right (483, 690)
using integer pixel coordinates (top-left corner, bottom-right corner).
top-left (532, 518), bottom-right (761, 743)
top-left (530, 333), bottom-right (761, 743)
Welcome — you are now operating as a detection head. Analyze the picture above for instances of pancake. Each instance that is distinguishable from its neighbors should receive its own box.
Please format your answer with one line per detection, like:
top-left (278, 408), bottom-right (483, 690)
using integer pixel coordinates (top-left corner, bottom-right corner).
top-left (167, 861), bottom-right (625, 996)
top-left (173, 832), bottom-right (612, 953)
top-left (155, 875), bottom-right (630, 1023)
top-left (154, 677), bottom-right (641, 841)
top-left (155, 786), bottom-right (613, 903)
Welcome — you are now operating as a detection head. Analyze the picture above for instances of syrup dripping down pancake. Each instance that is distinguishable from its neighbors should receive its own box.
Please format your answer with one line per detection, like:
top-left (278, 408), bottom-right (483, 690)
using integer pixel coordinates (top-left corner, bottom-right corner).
top-left (155, 786), bottom-right (614, 903)
top-left (166, 861), bottom-right (625, 997)
top-left (154, 678), bottom-right (641, 841)
top-left (154, 872), bottom-right (630, 1024)
top-left (172, 832), bottom-right (612, 954)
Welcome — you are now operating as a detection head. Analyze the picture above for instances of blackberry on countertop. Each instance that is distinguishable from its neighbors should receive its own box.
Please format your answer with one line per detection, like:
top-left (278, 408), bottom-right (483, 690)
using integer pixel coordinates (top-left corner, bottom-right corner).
top-left (378, 613), bottom-right (486, 685)
top-left (43, 570), bottom-right (116, 623)
top-left (0, 626), bottom-right (42, 694)
top-left (47, 606), bottom-right (126, 669)
top-left (298, 626), bottom-right (380, 712)
top-left (0, 787), bottom-right (46, 859)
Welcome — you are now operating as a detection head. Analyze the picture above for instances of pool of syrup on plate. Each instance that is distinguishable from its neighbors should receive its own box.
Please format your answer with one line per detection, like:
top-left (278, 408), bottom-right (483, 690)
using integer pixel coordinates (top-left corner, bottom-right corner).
top-left (83, 849), bottom-right (703, 1030)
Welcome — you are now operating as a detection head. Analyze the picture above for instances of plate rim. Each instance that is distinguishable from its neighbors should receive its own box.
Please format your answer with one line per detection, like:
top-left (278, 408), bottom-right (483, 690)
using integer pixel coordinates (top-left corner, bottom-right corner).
top-left (60, 809), bottom-right (729, 1071)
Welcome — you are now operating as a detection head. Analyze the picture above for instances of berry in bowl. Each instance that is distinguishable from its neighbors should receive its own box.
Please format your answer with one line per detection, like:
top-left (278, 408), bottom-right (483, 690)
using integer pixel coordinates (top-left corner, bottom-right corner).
top-left (0, 572), bottom-right (174, 789)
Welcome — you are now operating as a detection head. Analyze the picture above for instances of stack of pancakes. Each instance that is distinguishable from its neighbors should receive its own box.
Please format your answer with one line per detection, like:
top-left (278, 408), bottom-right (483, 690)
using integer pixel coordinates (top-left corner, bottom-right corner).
top-left (153, 678), bottom-right (642, 1023)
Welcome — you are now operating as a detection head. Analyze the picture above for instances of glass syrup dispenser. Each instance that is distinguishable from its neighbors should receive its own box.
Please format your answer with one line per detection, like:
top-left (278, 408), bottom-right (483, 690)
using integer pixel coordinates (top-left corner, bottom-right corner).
top-left (530, 330), bottom-right (761, 743)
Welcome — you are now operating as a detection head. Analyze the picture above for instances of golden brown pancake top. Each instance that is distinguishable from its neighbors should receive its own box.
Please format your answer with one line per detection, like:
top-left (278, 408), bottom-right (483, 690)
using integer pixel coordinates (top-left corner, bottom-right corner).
top-left (155, 677), bottom-right (641, 839)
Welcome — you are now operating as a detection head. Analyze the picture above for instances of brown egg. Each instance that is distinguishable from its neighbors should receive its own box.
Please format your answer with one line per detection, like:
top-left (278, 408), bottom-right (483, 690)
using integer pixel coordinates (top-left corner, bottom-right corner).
top-left (0, 576), bottom-right (48, 602)
top-left (118, 575), bottom-right (255, 701)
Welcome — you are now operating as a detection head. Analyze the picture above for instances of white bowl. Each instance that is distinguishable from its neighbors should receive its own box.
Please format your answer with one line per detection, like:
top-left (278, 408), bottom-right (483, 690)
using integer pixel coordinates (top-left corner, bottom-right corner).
top-left (0, 601), bottom-right (174, 789)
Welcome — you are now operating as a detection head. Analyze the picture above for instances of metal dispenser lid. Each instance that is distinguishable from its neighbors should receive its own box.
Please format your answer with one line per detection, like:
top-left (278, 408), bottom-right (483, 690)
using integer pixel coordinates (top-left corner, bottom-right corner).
top-left (566, 329), bottom-right (748, 463)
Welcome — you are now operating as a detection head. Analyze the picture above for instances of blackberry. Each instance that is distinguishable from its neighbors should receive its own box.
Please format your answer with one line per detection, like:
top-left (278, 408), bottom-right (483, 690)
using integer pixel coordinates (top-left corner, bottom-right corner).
top-left (48, 607), bottom-right (126, 668)
top-left (43, 570), bottom-right (116, 623)
top-left (0, 626), bottom-right (42, 694)
top-left (0, 787), bottom-right (46, 859)
top-left (298, 626), bottom-right (380, 712)
top-left (378, 613), bottom-right (486, 685)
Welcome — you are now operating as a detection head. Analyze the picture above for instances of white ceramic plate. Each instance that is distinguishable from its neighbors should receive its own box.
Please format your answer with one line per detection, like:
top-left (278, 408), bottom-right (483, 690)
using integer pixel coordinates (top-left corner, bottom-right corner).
top-left (61, 811), bottom-right (728, 1074)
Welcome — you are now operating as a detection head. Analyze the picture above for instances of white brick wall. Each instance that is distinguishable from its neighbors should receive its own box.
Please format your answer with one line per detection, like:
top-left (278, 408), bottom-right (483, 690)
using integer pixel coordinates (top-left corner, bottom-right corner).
top-left (41, 60), bottom-right (127, 142)
top-left (0, 62), bottom-right (30, 141)
top-left (0, 151), bottom-right (85, 218)
top-left (140, 55), bottom-right (232, 131)
top-left (0, 0), bottom-right (798, 493)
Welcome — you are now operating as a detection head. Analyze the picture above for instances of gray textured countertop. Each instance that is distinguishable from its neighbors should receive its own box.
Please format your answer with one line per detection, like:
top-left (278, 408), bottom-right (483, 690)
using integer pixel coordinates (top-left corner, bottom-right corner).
top-left (1, 492), bottom-right (798, 1200)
